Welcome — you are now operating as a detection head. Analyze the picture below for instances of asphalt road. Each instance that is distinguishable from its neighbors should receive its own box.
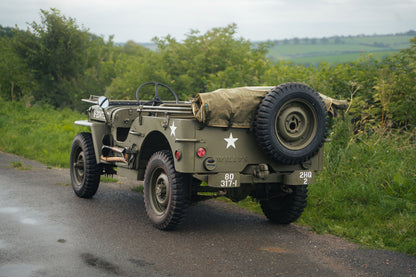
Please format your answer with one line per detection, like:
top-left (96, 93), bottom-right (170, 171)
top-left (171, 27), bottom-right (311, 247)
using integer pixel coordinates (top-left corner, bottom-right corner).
top-left (0, 151), bottom-right (415, 277)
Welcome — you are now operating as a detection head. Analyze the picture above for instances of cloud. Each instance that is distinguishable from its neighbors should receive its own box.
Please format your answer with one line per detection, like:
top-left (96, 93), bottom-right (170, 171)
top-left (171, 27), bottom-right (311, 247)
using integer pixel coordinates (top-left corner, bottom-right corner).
top-left (1, 0), bottom-right (415, 42)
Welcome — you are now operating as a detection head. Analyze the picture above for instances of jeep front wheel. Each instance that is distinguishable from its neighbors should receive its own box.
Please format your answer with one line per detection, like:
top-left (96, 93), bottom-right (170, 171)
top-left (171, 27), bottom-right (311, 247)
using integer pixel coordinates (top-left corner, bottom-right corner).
top-left (70, 132), bottom-right (100, 198)
top-left (144, 150), bottom-right (188, 230)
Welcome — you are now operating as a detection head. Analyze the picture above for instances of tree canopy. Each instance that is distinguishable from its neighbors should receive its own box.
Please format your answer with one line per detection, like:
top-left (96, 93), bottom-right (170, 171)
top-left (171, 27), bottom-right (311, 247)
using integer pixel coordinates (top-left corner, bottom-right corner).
top-left (3, 9), bottom-right (116, 108)
top-left (0, 9), bottom-right (415, 129)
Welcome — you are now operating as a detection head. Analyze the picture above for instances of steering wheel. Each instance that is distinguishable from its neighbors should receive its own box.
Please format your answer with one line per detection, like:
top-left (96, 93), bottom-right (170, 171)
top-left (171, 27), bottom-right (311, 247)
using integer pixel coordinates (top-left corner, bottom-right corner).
top-left (136, 82), bottom-right (179, 105)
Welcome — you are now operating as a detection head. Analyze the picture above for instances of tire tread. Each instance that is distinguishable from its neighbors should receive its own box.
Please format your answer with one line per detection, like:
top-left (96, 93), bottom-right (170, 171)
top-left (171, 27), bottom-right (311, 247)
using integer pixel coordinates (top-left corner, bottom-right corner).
top-left (70, 132), bottom-right (100, 198)
top-left (260, 185), bottom-right (308, 224)
top-left (144, 150), bottom-right (188, 230)
top-left (254, 82), bottom-right (328, 164)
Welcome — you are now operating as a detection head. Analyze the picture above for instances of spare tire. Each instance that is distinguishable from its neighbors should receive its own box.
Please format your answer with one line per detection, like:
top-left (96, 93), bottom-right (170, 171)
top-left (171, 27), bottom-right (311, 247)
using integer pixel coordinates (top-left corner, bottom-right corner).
top-left (254, 82), bottom-right (327, 164)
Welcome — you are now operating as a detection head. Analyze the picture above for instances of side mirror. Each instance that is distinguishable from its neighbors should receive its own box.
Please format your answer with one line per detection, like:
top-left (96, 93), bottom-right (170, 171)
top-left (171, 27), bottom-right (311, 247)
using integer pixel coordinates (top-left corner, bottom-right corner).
top-left (98, 96), bottom-right (109, 108)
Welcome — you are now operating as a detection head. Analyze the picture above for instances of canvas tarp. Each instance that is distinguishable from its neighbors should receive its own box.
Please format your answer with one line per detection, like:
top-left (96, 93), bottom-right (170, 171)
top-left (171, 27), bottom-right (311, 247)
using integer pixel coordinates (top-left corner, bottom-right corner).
top-left (191, 86), bottom-right (348, 128)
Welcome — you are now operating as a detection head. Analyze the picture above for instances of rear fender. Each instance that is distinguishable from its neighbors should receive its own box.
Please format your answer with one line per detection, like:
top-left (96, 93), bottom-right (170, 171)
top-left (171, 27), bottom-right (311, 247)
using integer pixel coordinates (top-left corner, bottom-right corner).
top-left (137, 131), bottom-right (171, 180)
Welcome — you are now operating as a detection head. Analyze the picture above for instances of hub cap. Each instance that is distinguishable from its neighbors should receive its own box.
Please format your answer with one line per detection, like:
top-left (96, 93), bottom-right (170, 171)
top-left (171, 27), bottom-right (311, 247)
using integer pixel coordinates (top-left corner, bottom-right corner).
top-left (73, 149), bottom-right (85, 187)
top-left (275, 98), bottom-right (318, 150)
top-left (149, 169), bottom-right (170, 215)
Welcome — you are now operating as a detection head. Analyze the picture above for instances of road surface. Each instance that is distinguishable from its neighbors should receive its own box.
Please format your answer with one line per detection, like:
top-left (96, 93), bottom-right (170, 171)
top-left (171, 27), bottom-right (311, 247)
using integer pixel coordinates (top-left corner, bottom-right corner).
top-left (0, 151), bottom-right (415, 276)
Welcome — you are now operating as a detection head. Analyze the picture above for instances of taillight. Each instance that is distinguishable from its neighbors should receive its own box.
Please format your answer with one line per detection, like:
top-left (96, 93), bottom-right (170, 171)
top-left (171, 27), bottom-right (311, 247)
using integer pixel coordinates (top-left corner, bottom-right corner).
top-left (175, 150), bottom-right (181, 160)
top-left (197, 147), bottom-right (206, 158)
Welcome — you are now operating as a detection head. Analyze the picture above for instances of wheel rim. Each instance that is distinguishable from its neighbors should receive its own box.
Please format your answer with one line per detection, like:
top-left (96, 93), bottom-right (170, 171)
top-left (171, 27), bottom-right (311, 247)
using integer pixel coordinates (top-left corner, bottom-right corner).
top-left (149, 168), bottom-right (170, 215)
top-left (72, 147), bottom-right (85, 187)
top-left (275, 98), bottom-right (318, 151)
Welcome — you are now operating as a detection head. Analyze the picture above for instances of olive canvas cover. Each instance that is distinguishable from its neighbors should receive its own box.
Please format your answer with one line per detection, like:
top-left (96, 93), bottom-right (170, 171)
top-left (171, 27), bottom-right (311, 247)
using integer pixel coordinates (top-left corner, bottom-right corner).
top-left (191, 86), bottom-right (347, 128)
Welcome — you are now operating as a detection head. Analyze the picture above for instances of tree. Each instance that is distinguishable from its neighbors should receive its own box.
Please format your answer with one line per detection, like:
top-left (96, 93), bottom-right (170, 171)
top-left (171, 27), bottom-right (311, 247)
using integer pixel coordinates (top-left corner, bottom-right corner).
top-left (13, 9), bottom-right (94, 108)
top-left (0, 32), bottom-right (33, 101)
top-left (107, 24), bottom-right (272, 101)
top-left (0, 25), bottom-right (14, 38)
top-left (292, 37), bottom-right (300, 45)
top-left (375, 37), bottom-right (416, 127)
top-left (153, 24), bottom-right (257, 93)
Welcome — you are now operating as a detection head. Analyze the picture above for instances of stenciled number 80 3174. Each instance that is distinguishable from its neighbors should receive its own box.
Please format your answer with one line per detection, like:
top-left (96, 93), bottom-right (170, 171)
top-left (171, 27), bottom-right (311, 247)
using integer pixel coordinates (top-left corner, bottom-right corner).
top-left (220, 173), bottom-right (238, 187)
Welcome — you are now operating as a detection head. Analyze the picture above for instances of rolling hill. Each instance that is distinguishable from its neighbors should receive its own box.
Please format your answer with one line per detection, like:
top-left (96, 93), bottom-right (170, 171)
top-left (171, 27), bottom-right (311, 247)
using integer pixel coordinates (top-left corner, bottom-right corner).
top-left (265, 31), bottom-right (415, 64)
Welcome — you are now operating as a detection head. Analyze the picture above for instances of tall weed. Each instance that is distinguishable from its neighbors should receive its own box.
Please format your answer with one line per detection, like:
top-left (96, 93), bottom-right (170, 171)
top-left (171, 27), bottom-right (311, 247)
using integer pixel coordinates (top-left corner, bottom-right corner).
top-left (300, 118), bottom-right (416, 256)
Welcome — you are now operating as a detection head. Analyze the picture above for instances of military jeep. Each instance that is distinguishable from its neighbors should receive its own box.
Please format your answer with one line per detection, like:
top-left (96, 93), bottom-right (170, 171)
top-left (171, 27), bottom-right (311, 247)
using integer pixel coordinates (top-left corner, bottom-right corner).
top-left (70, 82), bottom-right (347, 230)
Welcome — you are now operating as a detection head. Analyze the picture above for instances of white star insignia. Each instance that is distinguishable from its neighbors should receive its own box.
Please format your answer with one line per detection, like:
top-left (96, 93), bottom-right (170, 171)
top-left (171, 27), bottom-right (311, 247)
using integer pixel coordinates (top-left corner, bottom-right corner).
top-left (170, 122), bottom-right (177, 137)
top-left (224, 133), bottom-right (238, 149)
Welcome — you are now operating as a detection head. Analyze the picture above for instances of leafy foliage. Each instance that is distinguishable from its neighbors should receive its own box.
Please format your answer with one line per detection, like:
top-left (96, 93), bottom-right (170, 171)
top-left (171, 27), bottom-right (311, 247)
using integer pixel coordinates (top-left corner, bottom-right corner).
top-left (12, 9), bottom-right (88, 107)
top-left (300, 118), bottom-right (416, 256)
top-left (106, 24), bottom-right (271, 101)
top-left (9, 9), bottom-right (118, 110)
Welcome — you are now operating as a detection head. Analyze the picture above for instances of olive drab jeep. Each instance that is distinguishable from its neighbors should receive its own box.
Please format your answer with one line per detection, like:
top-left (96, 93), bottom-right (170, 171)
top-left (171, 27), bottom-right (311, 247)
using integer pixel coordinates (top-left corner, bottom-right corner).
top-left (70, 82), bottom-right (347, 230)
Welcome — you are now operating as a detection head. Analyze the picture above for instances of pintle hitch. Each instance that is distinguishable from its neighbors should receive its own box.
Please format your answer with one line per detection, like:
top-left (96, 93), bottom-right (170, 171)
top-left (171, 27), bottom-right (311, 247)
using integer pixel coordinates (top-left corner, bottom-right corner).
top-left (253, 164), bottom-right (270, 179)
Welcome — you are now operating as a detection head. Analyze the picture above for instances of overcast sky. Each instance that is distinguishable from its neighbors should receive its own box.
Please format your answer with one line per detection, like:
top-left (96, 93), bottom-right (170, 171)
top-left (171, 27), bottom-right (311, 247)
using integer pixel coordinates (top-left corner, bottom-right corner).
top-left (1, 0), bottom-right (416, 42)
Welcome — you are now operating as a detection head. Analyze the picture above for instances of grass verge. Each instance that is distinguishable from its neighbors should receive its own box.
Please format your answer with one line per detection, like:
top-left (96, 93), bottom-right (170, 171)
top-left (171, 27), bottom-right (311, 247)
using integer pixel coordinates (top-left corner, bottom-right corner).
top-left (0, 99), bottom-right (87, 167)
top-left (299, 119), bottom-right (416, 256)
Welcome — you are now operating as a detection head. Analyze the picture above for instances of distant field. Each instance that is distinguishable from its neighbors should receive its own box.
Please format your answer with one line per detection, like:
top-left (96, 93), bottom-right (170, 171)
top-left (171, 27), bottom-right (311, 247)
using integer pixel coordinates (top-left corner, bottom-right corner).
top-left (136, 32), bottom-right (415, 65)
top-left (265, 34), bottom-right (414, 64)
top-left (290, 50), bottom-right (399, 65)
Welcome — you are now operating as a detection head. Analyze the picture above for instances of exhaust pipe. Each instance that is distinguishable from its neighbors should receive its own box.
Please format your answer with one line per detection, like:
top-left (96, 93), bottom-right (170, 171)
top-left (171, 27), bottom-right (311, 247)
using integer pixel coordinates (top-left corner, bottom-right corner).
top-left (100, 156), bottom-right (128, 164)
top-left (100, 145), bottom-right (129, 164)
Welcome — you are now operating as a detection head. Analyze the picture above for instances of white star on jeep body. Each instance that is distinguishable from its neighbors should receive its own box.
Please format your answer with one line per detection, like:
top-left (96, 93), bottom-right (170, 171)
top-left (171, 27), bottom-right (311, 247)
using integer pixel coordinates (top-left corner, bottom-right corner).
top-left (170, 122), bottom-right (177, 136)
top-left (224, 133), bottom-right (239, 149)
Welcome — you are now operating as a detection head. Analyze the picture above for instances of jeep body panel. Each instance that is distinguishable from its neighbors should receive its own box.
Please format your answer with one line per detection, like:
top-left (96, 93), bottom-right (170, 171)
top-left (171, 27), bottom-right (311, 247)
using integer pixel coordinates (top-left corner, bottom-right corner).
top-left (77, 101), bottom-right (323, 188)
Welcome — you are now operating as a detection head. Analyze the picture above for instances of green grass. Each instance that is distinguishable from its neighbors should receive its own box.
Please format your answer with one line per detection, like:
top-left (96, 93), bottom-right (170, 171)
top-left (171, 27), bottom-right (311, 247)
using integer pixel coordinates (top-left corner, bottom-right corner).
top-left (217, 196), bottom-right (263, 214)
top-left (131, 185), bottom-right (144, 194)
top-left (291, 51), bottom-right (398, 65)
top-left (0, 99), bottom-right (415, 256)
top-left (298, 120), bottom-right (416, 256)
top-left (0, 99), bottom-right (87, 167)
top-left (100, 176), bottom-right (119, 183)
top-left (10, 161), bottom-right (32, 170)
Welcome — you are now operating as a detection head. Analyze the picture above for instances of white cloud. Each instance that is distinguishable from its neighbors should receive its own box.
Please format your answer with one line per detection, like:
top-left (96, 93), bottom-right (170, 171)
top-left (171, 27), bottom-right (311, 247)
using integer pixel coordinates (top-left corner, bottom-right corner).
top-left (1, 0), bottom-right (415, 42)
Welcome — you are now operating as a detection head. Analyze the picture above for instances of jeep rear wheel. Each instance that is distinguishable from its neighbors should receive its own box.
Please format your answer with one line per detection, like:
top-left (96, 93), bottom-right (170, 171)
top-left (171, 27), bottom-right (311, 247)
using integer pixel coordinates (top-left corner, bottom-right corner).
top-left (144, 150), bottom-right (188, 230)
top-left (255, 83), bottom-right (327, 164)
top-left (70, 132), bottom-right (100, 198)
top-left (260, 185), bottom-right (308, 224)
